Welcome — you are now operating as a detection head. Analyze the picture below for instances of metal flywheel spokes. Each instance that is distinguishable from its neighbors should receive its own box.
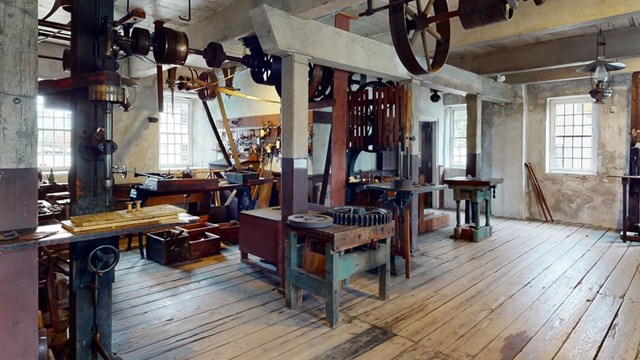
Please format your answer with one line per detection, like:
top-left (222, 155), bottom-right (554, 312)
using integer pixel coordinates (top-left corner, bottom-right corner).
top-left (389, 0), bottom-right (451, 75)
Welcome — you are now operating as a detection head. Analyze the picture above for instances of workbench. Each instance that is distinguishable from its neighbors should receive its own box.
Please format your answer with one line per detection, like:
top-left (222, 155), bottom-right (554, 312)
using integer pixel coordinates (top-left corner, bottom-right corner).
top-left (130, 178), bottom-right (273, 217)
top-left (364, 182), bottom-right (446, 278)
top-left (285, 222), bottom-right (395, 327)
top-left (0, 213), bottom-right (198, 252)
top-left (443, 177), bottom-right (503, 242)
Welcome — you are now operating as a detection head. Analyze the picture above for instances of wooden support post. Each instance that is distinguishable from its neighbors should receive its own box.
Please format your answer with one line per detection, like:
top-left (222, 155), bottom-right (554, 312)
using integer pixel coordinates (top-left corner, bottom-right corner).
top-left (329, 13), bottom-right (352, 206)
top-left (466, 94), bottom-right (482, 177)
top-left (216, 95), bottom-right (242, 169)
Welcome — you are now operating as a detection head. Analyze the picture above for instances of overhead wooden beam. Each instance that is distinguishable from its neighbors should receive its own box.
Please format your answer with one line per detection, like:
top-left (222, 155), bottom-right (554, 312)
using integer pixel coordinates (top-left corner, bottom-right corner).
top-left (186, 0), bottom-right (364, 51)
top-left (450, 27), bottom-right (640, 75)
top-left (450, 0), bottom-right (640, 50)
top-left (505, 58), bottom-right (640, 84)
top-left (250, 5), bottom-right (515, 103)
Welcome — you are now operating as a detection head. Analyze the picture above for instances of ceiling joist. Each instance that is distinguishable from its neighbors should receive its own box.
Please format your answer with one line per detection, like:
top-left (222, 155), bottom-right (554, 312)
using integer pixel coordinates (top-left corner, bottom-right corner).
top-left (250, 5), bottom-right (515, 103)
top-left (450, 26), bottom-right (640, 76)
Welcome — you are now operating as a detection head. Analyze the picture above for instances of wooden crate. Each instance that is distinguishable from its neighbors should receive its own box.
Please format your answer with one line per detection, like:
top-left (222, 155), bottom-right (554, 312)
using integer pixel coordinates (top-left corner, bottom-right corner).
top-left (146, 230), bottom-right (189, 265)
top-left (175, 222), bottom-right (219, 239)
top-left (188, 232), bottom-right (221, 259)
top-left (210, 221), bottom-right (239, 242)
top-left (419, 212), bottom-right (450, 233)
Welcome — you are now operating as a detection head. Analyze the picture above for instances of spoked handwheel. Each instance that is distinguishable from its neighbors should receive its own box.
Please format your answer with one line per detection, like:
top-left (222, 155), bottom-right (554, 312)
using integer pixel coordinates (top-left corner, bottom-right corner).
top-left (389, 0), bottom-right (451, 75)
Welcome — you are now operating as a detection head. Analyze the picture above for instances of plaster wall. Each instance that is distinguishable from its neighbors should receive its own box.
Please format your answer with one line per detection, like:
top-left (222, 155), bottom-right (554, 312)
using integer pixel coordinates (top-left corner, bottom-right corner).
top-left (484, 85), bottom-right (526, 218)
top-left (191, 70), bottom-right (281, 169)
top-left (37, 45), bottom-right (283, 182)
top-left (524, 76), bottom-right (628, 228)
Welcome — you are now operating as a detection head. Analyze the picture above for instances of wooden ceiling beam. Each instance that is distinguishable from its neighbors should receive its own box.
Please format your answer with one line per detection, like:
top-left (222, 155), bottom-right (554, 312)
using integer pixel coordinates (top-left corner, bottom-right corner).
top-left (449, 26), bottom-right (640, 76)
top-left (449, 0), bottom-right (640, 50)
top-left (250, 5), bottom-right (515, 103)
top-left (504, 58), bottom-right (640, 84)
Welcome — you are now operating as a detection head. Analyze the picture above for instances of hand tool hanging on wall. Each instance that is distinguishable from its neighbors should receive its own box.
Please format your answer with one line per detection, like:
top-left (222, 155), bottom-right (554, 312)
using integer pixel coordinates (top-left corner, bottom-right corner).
top-left (359, 0), bottom-right (546, 75)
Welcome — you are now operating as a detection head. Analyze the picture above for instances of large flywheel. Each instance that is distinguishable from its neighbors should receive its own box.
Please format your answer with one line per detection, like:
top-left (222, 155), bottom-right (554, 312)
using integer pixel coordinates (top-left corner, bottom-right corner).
top-left (362, 0), bottom-right (547, 75)
top-left (389, 0), bottom-right (451, 75)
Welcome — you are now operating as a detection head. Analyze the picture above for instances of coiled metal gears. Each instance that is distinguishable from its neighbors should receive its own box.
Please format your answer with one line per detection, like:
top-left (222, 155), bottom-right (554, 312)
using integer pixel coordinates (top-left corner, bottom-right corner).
top-left (326, 206), bottom-right (392, 227)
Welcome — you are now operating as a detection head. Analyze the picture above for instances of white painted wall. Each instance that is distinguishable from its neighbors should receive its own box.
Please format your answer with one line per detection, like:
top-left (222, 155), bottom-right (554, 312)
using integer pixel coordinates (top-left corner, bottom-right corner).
top-left (524, 76), bottom-right (628, 228)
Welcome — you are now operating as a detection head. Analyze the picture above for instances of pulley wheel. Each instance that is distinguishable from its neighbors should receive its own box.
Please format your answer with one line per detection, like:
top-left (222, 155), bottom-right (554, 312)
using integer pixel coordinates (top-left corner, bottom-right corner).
top-left (458, 0), bottom-right (514, 30)
top-left (153, 27), bottom-right (189, 65)
top-left (203, 42), bottom-right (226, 69)
top-left (287, 214), bottom-right (334, 229)
top-left (88, 245), bottom-right (120, 275)
top-left (131, 27), bottom-right (151, 56)
top-left (250, 55), bottom-right (282, 96)
top-left (308, 64), bottom-right (333, 102)
top-left (389, 0), bottom-right (451, 75)
top-left (197, 71), bottom-right (218, 101)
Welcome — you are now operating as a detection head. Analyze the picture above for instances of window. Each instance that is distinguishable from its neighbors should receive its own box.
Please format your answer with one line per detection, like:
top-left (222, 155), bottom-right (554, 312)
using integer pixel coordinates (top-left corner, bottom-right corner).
top-left (159, 99), bottom-right (191, 167)
top-left (37, 96), bottom-right (72, 170)
top-left (447, 105), bottom-right (467, 168)
top-left (547, 97), bottom-right (596, 174)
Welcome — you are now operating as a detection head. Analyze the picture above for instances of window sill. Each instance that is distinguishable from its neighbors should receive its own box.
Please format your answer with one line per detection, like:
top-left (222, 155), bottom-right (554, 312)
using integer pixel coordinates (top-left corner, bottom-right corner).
top-left (546, 170), bottom-right (597, 177)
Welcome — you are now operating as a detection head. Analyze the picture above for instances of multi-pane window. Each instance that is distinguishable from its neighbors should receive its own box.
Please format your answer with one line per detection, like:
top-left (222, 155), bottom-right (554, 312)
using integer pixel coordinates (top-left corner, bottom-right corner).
top-left (449, 106), bottom-right (467, 168)
top-left (37, 96), bottom-right (72, 170)
top-left (547, 97), bottom-right (596, 174)
top-left (159, 99), bottom-right (191, 167)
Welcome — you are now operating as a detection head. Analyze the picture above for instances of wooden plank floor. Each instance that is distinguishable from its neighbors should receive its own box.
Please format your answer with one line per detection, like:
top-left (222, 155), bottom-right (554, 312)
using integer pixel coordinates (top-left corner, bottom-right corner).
top-left (112, 215), bottom-right (640, 360)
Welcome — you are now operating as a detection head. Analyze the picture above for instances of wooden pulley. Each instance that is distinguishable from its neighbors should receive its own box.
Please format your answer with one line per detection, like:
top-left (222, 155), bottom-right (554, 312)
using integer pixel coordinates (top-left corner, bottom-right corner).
top-left (176, 75), bottom-right (198, 91)
top-left (202, 42), bottom-right (226, 68)
top-left (458, 0), bottom-right (515, 30)
top-left (197, 71), bottom-right (218, 101)
top-left (131, 27), bottom-right (151, 56)
top-left (308, 64), bottom-right (333, 102)
top-left (152, 27), bottom-right (189, 65)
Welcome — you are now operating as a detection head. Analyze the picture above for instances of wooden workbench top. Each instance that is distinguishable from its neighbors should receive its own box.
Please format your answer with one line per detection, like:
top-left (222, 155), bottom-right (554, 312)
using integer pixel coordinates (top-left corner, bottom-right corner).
top-left (443, 177), bottom-right (504, 187)
top-left (0, 213), bottom-right (198, 252)
top-left (365, 182), bottom-right (447, 194)
top-left (301, 222), bottom-right (395, 253)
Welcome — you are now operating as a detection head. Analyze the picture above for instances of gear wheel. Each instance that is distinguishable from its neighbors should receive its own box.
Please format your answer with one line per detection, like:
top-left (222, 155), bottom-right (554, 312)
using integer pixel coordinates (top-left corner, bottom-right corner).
top-left (326, 206), bottom-right (392, 227)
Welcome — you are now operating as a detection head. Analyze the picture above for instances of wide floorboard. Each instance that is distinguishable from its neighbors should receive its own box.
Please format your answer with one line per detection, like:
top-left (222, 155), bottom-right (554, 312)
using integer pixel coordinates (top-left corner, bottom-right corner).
top-left (112, 216), bottom-right (640, 359)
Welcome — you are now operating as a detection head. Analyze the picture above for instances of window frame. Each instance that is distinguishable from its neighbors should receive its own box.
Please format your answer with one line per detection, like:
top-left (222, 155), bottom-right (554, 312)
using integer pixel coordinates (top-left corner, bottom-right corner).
top-left (159, 97), bottom-right (192, 168)
top-left (546, 96), bottom-right (598, 175)
top-left (445, 104), bottom-right (467, 169)
top-left (36, 96), bottom-right (72, 171)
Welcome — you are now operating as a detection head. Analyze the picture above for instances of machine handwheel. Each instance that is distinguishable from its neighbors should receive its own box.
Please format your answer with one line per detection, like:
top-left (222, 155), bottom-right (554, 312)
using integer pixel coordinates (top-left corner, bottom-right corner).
top-left (389, 0), bottom-right (451, 75)
top-left (88, 245), bottom-right (120, 276)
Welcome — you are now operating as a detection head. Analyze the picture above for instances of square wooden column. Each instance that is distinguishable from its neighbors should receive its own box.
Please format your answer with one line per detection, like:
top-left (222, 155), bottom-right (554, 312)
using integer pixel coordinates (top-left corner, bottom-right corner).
top-left (407, 80), bottom-right (421, 251)
top-left (0, 0), bottom-right (38, 358)
top-left (466, 94), bottom-right (482, 177)
top-left (280, 53), bottom-right (310, 220)
top-left (329, 13), bottom-right (353, 206)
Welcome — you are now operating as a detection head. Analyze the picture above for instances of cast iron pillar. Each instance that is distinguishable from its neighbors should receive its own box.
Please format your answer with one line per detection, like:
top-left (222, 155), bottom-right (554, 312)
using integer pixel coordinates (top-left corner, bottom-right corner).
top-left (466, 94), bottom-right (482, 177)
top-left (68, 1), bottom-right (119, 359)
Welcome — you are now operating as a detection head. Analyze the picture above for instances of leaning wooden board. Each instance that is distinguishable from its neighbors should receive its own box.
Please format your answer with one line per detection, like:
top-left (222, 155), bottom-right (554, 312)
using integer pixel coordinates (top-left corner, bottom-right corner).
top-left (61, 205), bottom-right (186, 234)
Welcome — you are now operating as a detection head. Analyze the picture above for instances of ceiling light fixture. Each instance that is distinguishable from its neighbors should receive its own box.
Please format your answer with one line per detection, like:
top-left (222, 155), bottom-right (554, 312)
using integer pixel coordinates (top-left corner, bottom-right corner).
top-left (577, 29), bottom-right (626, 104)
top-left (430, 89), bottom-right (441, 103)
